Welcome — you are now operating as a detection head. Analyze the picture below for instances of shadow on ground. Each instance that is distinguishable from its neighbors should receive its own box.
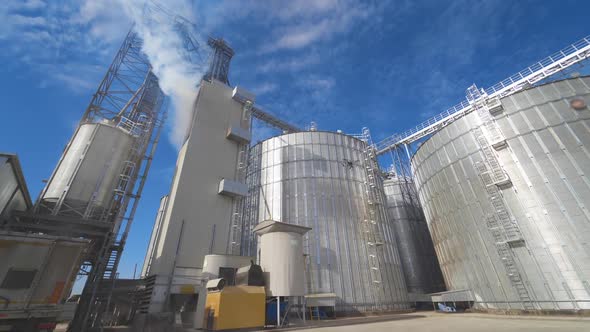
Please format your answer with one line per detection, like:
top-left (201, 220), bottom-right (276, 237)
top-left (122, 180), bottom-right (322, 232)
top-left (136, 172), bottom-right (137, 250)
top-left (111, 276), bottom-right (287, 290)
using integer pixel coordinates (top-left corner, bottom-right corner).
top-left (273, 313), bottom-right (426, 331)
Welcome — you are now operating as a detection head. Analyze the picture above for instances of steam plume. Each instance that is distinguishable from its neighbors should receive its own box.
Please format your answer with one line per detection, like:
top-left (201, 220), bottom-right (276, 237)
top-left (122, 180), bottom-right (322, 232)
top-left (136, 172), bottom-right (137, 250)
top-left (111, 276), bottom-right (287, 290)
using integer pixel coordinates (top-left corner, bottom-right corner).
top-left (121, 0), bottom-right (209, 148)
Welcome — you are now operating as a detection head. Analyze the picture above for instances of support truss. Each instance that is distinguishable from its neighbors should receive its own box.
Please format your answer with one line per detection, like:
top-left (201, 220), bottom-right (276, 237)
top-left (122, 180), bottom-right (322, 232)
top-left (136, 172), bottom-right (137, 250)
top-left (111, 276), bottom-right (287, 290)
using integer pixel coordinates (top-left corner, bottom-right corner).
top-left (250, 106), bottom-right (300, 133)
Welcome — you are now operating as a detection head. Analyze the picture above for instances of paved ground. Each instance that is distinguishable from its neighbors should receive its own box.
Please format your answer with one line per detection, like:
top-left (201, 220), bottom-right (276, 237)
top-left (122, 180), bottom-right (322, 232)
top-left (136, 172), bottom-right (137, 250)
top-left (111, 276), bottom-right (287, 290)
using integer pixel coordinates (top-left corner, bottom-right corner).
top-left (273, 311), bottom-right (590, 332)
top-left (65, 311), bottom-right (590, 331)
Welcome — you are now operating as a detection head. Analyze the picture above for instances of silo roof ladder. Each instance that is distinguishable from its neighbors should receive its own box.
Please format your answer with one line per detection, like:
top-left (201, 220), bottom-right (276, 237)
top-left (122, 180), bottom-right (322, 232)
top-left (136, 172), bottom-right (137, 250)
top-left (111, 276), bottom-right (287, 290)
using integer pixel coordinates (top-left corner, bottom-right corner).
top-left (359, 128), bottom-right (386, 289)
top-left (478, 160), bottom-right (533, 309)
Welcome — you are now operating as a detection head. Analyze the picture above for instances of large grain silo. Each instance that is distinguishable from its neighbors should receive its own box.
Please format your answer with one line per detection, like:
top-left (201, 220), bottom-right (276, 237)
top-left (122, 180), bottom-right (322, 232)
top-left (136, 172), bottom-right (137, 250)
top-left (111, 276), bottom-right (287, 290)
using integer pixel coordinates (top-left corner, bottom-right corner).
top-left (383, 174), bottom-right (445, 296)
top-left (412, 77), bottom-right (590, 312)
top-left (241, 130), bottom-right (410, 313)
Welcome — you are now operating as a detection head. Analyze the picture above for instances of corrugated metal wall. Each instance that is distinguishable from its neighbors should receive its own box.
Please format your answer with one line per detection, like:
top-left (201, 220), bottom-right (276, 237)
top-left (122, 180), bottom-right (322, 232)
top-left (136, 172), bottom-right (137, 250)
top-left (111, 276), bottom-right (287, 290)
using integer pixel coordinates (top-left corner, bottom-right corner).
top-left (412, 77), bottom-right (590, 311)
top-left (383, 176), bottom-right (445, 295)
top-left (243, 131), bottom-right (410, 312)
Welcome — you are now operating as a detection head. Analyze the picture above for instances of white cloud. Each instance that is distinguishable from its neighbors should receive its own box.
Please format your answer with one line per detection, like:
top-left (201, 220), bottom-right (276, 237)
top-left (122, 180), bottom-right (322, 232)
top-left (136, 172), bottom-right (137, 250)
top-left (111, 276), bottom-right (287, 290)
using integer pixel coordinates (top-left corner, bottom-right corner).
top-left (73, 0), bottom-right (132, 43)
top-left (257, 53), bottom-right (320, 73)
top-left (0, 0), bottom-right (128, 70)
top-left (0, 0), bottom-right (211, 149)
top-left (272, 20), bottom-right (333, 50)
top-left (121, 0), bottom-right (208, 148)
top-left (9, 14), bottom-right (46, 27)
top-left (198, 0), bottom-right (380, 53)
top-left (261, 1), bottom-right (374, 52)
top-left (270, 0), bottom-right (339, 21)
top-left (18, 0), bottom-right (46, 10)
top-left (53, 72), bottom-right (98, 92)
top-left (251, 82), bottom-right (278, 96)
top-left (298, 77), bottom-right (335, 90)
top-left (21, 30), bottom-right (52, 42)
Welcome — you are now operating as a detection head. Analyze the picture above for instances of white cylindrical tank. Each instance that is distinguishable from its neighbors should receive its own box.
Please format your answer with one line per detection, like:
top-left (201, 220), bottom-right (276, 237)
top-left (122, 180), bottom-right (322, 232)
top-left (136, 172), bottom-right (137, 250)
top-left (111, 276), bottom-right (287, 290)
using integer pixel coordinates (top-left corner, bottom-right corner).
top-left (253, 220), bottom-right (310, 297)
top-left (41, 121), bottom-right (135, 219)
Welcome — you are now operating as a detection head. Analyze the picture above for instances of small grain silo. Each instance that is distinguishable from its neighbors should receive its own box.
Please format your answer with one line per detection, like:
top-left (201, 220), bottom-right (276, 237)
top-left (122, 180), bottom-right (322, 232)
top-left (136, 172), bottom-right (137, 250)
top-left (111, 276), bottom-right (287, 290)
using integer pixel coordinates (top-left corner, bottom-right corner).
top-left (383, 173), bottom-right (445, 296)
top-left (412, 77), bottom-right (590, 312)
top-left (241, 130), bottom-right (410, 313)
top-left (40, 121), bottom-right (136, 219)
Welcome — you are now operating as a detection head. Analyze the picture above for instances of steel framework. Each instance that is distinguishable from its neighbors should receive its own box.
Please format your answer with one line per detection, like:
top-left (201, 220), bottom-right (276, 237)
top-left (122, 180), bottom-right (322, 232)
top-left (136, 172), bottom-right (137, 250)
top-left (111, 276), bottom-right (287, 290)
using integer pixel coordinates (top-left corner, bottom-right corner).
top-left (376, 35), bottom-right (590, 155)
top-left (250, 105), bottom-right (300, 132)
top-left (9, 30), bottom-right (166, 331)
top-left (68, 31), bottom-right (165, 332)
top-left (231, 92), bottom-right (300, 133)
top-left (205, 37), bottom-right (234, 85)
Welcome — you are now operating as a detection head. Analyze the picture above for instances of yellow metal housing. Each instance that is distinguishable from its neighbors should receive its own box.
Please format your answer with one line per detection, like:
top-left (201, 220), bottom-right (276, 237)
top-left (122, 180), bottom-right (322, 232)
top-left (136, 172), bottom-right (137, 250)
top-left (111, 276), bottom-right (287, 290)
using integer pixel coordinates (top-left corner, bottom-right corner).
top-left (204, 286), bottom-right (265, 330)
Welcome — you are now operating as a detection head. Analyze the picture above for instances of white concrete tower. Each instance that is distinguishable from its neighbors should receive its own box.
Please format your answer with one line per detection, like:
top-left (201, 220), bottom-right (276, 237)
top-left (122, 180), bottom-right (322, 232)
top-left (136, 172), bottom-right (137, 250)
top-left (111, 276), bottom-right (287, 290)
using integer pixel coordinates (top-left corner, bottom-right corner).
top-left (140, 39), bottom-right (254, 324)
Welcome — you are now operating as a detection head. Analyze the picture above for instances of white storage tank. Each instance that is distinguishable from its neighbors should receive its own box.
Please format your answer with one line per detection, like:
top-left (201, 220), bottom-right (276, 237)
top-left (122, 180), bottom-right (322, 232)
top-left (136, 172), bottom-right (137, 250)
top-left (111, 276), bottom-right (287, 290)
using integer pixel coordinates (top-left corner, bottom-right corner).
top-left (253, 220), bottom-right (310, 296)
top-left (41, 121), bottom-right (135, 219)
top-left (412, 77), bottom-right (590, 311)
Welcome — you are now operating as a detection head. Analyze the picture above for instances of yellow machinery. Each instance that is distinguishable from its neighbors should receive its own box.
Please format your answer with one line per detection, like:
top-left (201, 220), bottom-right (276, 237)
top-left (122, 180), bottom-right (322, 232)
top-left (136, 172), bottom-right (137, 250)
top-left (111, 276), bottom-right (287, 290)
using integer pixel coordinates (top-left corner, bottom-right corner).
top-left (204, 283), bottom-right (265, 330)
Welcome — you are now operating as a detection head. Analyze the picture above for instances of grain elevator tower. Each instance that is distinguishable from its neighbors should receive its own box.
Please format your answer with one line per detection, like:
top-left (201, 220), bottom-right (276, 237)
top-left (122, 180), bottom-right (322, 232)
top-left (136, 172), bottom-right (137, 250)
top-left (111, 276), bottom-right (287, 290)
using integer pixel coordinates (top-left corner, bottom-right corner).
top-left (139, 39), bottom-right (255, 325)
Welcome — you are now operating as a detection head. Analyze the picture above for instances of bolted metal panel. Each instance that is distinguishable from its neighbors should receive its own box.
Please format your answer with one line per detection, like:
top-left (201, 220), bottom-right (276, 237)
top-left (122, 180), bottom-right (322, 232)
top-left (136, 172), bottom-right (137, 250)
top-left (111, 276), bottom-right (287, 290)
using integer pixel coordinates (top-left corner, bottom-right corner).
top-left (383, 176), bottom-right (445, 295)
top-left (412, 77), bottom-right (590, 311)
top-left (243, 131), bottom-right (410, 313)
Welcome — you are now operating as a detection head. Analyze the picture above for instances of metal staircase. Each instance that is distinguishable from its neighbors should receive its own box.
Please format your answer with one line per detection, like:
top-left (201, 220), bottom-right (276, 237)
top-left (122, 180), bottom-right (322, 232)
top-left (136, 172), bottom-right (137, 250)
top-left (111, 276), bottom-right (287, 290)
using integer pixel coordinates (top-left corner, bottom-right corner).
top-left (103, 243), bottom-right (123, 280)
top-left (137, 275), bottom-right (156, 314)
top-left (470, 88), bottom-right (534, 310)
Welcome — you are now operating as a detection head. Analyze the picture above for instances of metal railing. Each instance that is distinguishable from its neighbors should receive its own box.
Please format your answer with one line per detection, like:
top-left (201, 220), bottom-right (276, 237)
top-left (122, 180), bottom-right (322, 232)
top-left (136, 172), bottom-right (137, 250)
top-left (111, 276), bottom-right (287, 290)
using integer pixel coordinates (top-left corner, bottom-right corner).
top-left (484, 37), bottom-right (590, 97)
top-left (376, 35), bottom-right (590, 155)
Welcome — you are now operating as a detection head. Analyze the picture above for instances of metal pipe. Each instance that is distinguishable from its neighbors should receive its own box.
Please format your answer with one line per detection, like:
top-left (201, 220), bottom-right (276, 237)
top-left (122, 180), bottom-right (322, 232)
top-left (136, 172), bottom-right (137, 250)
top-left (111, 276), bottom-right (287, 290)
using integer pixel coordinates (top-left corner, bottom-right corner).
top-left (165, 219), bottom-right (185, 311)
top-left (277, 296), bottom-right (280, 327)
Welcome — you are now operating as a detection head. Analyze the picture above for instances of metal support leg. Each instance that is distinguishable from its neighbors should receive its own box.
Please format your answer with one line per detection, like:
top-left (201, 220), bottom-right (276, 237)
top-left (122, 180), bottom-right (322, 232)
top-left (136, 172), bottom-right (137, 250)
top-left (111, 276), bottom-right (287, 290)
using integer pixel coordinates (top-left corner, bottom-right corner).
top-left (404, 143), bottom-right (412, 175)
top-left (277, 296), bottom-right (281, 327)
top-left (303, 296), bottom-right (306, 325)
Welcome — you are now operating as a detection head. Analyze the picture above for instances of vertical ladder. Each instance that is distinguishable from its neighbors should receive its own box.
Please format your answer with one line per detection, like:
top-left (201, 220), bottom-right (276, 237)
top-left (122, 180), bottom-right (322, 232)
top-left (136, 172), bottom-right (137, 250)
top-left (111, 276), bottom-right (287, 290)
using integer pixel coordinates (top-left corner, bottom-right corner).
top-left (228, 101), bottom-right (252, 255)
top-left (470, 86), bottom-right (534, 310)
top-left (359, 129), bottom-right (385, 299)
top-left (241, 146), bottom-right (260, 257)
top-left (496, 243), bottom-right (535, 310)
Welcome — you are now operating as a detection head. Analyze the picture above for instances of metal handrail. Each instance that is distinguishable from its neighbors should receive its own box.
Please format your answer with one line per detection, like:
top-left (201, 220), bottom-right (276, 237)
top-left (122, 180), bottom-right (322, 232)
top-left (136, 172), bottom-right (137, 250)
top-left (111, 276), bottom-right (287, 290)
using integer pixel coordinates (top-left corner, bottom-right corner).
top-left (376, 35), bottom-right (590, 155)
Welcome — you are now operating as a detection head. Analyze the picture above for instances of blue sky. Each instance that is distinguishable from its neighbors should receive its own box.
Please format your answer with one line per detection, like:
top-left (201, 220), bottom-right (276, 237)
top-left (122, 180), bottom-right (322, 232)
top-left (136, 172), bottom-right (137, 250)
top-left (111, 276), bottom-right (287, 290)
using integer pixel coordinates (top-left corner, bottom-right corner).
top-left (0, 0), bottom-right (588, 282)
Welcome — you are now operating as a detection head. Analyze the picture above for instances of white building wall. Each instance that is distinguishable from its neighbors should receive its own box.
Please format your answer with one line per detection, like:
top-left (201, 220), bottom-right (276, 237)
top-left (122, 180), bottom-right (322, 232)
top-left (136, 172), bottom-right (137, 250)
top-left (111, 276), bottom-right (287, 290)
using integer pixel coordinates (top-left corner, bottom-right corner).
top-left (140, 195), bottom-right (168, 278)
top-left (146, 79), bottom-right (250, 303)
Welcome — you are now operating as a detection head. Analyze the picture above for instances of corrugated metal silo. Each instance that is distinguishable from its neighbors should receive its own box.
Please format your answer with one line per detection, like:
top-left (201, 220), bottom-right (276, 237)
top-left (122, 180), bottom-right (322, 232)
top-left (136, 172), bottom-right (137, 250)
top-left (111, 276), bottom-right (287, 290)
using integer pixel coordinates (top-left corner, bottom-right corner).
top-left (412, 77), bottom-right (590, 311)
top-left (383, 174), bottom-right (445, 295)
top-left (242, 131), bottom-right (410, 312)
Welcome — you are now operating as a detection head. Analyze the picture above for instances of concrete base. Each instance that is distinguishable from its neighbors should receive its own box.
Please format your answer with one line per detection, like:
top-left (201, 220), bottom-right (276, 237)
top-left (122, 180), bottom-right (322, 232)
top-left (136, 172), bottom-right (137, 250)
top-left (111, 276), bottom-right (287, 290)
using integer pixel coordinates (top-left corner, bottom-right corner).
top-left (131, 313), bottom-right (176, 332)
top-left (467, 307), bottom-right (590, 317)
